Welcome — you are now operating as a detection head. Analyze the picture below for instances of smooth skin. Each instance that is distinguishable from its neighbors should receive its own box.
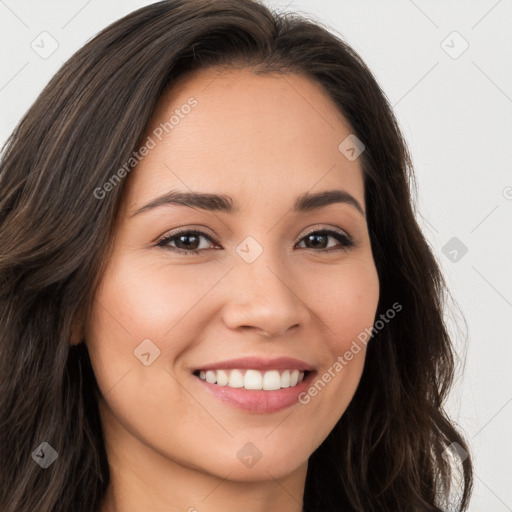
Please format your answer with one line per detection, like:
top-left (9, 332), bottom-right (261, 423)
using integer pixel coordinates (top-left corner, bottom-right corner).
top-left (75, 67), bottom-right (380, 512)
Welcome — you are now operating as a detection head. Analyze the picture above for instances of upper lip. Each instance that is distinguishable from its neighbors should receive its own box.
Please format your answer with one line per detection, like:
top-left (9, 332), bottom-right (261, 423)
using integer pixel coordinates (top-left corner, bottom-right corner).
top-left (193, 356), bottom-right (316, 372)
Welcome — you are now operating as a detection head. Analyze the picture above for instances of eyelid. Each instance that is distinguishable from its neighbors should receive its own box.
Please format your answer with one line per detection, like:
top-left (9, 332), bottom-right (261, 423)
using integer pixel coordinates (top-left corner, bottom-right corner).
top-left (298, 224), bottom-right (351, 243)
top-left (156, 224), bottom-right (217, 243)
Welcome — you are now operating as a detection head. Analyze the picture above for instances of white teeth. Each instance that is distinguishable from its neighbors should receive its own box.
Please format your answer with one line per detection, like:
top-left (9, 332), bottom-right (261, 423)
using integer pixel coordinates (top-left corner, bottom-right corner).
top-left (197, 368), bottom-right (306, 390)
top-left (216, 369), bottom-right (229, 386)
top-left (281, 370), bottom-right (291, 388)
top-left (262, 370), bottom-right (281, 391)
top-left (244, 369), bottom-right (263, 390)
top-left (228, 369), bottom-right (244, 388)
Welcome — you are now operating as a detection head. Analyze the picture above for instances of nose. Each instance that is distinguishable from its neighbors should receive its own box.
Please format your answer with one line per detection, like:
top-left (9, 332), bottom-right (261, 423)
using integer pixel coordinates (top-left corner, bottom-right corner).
top-left (221, 247), bottom-right (311, 338)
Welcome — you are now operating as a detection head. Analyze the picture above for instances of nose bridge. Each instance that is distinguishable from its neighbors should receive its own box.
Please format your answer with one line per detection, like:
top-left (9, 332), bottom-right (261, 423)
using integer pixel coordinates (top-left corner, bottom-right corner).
top-left (236, 232), bottom-right (289, 288)
top-left (222, 235), bottom-right (308, 337)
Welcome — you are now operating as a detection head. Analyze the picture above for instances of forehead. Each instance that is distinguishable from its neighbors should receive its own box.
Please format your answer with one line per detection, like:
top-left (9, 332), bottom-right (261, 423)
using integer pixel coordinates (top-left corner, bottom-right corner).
top-left (123, 67), bottom-right (365, 212)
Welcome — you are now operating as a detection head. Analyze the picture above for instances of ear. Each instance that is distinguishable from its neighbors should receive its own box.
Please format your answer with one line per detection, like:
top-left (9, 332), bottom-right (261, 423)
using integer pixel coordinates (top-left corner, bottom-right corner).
top-left (70, 318), bottom-right (84, 345)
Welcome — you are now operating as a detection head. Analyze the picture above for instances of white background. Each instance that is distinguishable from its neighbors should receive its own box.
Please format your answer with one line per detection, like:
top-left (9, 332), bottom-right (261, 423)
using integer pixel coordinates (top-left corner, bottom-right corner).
top-left (1, 1), bottom-right (511, 509)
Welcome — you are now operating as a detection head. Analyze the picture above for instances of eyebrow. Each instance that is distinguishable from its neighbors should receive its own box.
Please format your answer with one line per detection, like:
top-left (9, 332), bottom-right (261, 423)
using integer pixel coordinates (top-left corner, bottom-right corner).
top-left (129, 188), bottom-right (365, 217)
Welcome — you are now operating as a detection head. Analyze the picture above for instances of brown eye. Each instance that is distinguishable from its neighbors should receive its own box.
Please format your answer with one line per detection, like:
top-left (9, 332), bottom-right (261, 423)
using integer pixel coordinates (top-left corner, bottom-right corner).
top-left (157, 230), bottom-right (217, 255)
top-left (297, 229), bottom-right (354, 252)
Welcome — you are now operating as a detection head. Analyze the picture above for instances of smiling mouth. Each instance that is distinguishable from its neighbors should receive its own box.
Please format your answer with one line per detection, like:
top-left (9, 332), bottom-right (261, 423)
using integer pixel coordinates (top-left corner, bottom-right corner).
top-left (192, 368), bottom-right (311, 391)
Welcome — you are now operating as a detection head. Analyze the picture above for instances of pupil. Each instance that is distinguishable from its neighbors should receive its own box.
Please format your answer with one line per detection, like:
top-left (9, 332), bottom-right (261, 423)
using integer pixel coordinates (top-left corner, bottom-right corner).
top-left (307, 234), bottom-right (326, 248)
top-left (178, 234), bottom-right (198, 250)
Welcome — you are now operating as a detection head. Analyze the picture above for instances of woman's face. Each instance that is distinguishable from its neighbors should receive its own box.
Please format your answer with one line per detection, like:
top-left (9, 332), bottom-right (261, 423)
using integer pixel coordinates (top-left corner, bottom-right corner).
top-left (84, 67), bottom-right (379, 483)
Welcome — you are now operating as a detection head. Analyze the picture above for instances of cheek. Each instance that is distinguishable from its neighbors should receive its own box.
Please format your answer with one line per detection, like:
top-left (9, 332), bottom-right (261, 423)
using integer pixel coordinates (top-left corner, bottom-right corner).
top-left (84, 255), bottom-right (180, 394)
top-left (87, 254), bottom-right (209, 351)
top-left (84, 252), bottom-right (237, 411)
top-left (84, 255), bottom-right (208, 455)
top-left (296, 258), bottom-right (379, 416)
top-left (302, 257), bottom-right (380, 349)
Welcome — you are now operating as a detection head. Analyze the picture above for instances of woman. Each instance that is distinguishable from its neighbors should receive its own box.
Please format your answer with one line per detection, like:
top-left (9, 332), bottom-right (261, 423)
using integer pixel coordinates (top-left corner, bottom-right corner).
top-left (0, 0), bottom-right (473, 510)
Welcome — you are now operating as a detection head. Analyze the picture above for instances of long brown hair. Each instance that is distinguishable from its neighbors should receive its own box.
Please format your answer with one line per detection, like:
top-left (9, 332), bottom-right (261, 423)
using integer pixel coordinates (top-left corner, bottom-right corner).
top-left (0, 1), bottom-right (473, 510)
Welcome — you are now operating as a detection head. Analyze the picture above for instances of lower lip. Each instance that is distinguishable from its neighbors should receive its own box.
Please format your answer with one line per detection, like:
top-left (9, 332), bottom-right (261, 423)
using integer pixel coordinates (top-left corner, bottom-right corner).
top-left (193, 371), bottom-right (317, 413)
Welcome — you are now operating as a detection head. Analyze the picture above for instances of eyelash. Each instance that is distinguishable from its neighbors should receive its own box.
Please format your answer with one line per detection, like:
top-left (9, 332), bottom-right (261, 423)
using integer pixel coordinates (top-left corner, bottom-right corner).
top-left (156, 227), bottom-right (355, 255)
